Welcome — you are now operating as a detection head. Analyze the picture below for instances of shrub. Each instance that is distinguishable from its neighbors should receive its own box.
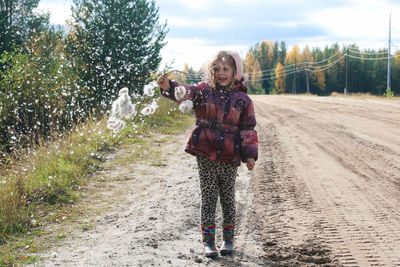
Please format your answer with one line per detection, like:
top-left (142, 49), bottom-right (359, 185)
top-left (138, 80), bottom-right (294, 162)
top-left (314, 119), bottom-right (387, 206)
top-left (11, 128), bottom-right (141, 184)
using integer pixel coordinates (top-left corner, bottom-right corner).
top-left (0, 29), bottom-right (87, 153)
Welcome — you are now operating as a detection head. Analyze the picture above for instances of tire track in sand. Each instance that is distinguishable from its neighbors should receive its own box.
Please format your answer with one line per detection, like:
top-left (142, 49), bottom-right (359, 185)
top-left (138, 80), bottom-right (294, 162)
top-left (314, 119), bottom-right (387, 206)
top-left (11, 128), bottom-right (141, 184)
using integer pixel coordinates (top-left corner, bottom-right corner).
top-left (252, 95), bottom-right (400, 267)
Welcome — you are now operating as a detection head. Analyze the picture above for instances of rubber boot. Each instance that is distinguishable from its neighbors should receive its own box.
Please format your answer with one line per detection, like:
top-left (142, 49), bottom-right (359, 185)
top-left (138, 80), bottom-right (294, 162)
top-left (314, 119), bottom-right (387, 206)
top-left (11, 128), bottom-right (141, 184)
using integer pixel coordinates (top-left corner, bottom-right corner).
top-left (201, 224), bottom-right (218, 258)
top-left (220, 223), bottom-right (234, 255)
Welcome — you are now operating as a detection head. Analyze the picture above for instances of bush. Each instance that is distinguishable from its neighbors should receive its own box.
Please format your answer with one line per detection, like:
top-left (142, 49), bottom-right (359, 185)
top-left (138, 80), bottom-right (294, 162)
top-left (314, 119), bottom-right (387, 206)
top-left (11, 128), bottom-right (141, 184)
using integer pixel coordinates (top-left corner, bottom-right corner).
top-left (0, 29), bottom-right (87, 153)
top-left (384, 88), bottom-right (394, 98)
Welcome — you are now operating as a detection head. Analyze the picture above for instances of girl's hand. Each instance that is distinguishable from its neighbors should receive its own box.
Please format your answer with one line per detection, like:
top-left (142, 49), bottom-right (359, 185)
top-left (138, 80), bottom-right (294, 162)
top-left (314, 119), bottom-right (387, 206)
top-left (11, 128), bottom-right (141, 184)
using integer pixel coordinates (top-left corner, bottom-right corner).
top-left (246, 158), bottom-right (255, 170)
top-left (157, 74), bottom-right (171, 91)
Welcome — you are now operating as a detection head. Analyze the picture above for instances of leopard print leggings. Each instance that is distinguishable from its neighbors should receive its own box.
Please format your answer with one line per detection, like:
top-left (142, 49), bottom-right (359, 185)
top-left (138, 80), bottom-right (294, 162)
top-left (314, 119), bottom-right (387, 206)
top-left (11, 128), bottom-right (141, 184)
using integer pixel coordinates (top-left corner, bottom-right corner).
top-left (196, 155), bottom-right (238, 226)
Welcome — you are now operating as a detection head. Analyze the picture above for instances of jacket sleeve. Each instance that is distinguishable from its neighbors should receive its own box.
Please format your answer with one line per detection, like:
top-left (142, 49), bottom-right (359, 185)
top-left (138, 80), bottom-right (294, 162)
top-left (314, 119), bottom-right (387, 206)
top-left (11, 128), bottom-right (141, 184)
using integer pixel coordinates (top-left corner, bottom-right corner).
top-left (239, 100), bottom-right (258, 163)
top-left (160, 80), bottom-right (204, 106)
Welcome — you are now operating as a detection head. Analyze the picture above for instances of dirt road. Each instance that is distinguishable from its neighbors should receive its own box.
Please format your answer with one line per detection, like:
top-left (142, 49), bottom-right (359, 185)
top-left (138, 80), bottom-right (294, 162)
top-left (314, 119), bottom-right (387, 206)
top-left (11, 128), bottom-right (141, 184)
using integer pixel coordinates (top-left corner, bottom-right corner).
top-left (35, 95), bottom-right (400, 266)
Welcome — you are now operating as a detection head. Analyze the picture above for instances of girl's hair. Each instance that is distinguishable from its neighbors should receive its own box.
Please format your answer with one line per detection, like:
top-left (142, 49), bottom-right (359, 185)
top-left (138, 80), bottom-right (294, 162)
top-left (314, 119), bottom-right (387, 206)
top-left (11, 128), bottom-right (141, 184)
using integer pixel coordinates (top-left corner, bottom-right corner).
top-left (207, 51), bottom-right (237, 88)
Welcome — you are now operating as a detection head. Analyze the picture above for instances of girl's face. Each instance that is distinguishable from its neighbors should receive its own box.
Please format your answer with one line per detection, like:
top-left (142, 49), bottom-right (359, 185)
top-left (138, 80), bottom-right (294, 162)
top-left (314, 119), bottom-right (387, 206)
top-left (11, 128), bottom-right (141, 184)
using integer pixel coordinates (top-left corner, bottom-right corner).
top-left (214, 61), bottom-right (234, 87)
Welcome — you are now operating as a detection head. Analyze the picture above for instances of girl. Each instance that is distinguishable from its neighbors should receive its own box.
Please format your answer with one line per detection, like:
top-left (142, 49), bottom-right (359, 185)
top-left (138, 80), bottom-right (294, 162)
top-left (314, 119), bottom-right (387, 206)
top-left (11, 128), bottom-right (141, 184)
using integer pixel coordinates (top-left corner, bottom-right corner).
top-left (157, 51), bottom-right (258, 258)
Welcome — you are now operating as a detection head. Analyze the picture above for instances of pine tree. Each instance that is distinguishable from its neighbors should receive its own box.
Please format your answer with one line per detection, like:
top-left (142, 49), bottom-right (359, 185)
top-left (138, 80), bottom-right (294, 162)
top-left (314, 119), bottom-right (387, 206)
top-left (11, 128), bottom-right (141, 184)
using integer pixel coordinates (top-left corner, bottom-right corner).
top-left (285, 45), bottom-right (302, 93)
top-left (279, 41), bottom-right (287, 65)
top-left (391, 50), bottom-right (400, 95)
top-left (324, 43), bottom-right (341, 94)
top-left (65, 0), bottom-right (167, 113)
top-left (0, 0), bottom-right (49, 59)
top-left (258, 41), bottom-right (275, 93)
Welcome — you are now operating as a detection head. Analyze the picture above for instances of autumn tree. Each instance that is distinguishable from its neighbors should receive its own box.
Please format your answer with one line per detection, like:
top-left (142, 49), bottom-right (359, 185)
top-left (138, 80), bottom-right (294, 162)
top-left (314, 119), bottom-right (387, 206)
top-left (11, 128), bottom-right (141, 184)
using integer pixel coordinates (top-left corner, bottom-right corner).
top-left (285, 45), bottom-right (302, 93)
top-left (244, 47), bottom-right (256, 76)
top-left (65, 0), bottom-right (167, 113)
top-left (245, 40), bottom-right (400, 96)
top-left (250, 59), bottom-right (264, 94)
top-left (310, 67), bottom-right (326, 92)
top-left (274, 62), bottom-right (286, 93)
top-left (302, 45), bottom-right (312, 63)
top-left (245, 47), bottom-right (263, 94)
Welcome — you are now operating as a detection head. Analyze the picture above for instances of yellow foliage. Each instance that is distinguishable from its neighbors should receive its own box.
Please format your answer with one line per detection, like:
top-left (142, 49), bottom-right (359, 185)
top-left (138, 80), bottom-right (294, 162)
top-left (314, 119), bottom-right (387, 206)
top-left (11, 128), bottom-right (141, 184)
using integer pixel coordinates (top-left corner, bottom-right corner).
top-left (311, 67), bottom-right (326, 90)
top-left (285, 45), bottom-right (303, 65)
top-left (245, 50), bottom-right (255, 74)
top-left (274, 62), bottom-right (286, 93)
top-left (302, 45), bottom-right (312, 63)
top-left (251, 60), bottom-right (262, 87)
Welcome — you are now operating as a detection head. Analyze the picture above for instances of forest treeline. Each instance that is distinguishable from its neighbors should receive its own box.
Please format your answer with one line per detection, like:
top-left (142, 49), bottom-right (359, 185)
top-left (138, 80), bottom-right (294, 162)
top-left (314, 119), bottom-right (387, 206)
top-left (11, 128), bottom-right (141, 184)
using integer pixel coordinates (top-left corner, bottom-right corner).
top-left (1, 0), bottom-right (398, 155)
top-left (0, 0), bottom-right (167, 154)
top-left (243, 40), bottom-right (400, 96)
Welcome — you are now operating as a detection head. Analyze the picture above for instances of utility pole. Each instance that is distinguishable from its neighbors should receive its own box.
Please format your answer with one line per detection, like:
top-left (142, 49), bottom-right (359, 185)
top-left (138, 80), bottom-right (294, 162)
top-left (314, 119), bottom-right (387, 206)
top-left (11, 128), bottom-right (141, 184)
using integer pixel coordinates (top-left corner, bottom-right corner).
top-left (387, 13), bottom-right (392, 91)
top-left (292, 57), bottom-right (297, 94)
top-left (306, 62), bottom-right (310, 94)
top-left (345, 47), bottom-right (348, 95)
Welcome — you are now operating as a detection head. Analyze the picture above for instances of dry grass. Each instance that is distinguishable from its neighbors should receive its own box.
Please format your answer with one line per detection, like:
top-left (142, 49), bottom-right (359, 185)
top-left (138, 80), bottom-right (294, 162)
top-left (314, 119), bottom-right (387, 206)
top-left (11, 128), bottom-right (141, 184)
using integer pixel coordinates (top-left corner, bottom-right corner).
top-left (0, 97), bottom-right (193, 265)
top-left (330, 91), bottom-right (400, 100)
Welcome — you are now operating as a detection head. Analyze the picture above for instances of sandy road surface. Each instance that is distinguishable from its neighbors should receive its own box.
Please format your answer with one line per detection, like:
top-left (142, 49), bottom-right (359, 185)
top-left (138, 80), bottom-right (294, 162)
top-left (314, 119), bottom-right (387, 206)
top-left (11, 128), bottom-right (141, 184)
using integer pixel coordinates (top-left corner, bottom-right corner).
top-left (252, 95), bottom-right (400, 266)
top-left (34, 95), bottom-right (400, 266)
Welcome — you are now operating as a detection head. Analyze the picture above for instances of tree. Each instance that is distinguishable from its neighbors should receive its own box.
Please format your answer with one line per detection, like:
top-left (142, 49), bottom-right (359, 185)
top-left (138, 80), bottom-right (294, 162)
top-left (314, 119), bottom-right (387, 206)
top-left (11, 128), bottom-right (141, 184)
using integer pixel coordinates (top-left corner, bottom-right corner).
top-left (0, 0), bottom-right (49, 56)
top-left (274, 62), bottom-right (286, 93)
top-left (249, 59), bottom-right (264, 94)
top-left (258, 41), bottom-right (275, 93)
top-left (251, 59), bottom-right (262, 87)
top-left (302, 45), bottom-right (312, 63)
top-left (273, 42), bottom-right (279, 65)
top-left (311, 67), bottom-right (326, 93)
top-left (244, 47), bottom-right (256, 75)
top-left (65, 0), bottom-right (167, 113)
top-left (279, 41), bottom-right (287, 65)
top-left (0, 27), bottom-right (81, 151)
top-left (245, 47), bottom-right (264, 94)
top-left (324, 43), bottom-right (341, 94)
top-left (391, 50), bottom-right (400, 95)
top-left (285, 45), bottom-right (302, 93)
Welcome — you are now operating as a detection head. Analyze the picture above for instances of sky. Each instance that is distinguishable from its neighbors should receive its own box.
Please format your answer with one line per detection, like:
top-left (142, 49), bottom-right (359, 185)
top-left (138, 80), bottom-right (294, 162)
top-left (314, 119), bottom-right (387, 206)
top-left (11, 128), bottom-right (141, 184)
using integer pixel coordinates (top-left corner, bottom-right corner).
top-left (36, 0), bottom-right (400, 71)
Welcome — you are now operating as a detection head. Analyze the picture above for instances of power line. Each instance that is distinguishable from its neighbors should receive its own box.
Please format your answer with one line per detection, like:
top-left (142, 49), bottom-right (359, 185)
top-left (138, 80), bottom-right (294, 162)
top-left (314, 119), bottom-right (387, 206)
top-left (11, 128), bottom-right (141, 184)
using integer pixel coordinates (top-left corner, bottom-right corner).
top-left (173, 49), bottom-right (400, 84)
top-left (348, 49), bottom-right (388, 55)
top-left (346, 54), bottom-right (397, 60)
top-left (246, 52), bottom-right (400, 82)
top-left (254, 52), bottom-right (342, 75)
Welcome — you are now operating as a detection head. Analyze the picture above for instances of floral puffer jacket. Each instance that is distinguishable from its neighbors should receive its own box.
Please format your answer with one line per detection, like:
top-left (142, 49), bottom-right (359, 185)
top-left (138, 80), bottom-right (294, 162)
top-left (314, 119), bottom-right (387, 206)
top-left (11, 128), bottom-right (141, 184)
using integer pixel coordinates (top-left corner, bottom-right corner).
top-left (161, 80), bottom-right (258, 166)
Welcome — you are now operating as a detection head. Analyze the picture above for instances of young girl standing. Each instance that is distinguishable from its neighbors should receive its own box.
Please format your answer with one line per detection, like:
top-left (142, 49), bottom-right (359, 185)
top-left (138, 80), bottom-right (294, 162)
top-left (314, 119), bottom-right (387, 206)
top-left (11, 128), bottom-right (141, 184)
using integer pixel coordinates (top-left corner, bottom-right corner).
top-left (157, 51), bottom-right (258, 258)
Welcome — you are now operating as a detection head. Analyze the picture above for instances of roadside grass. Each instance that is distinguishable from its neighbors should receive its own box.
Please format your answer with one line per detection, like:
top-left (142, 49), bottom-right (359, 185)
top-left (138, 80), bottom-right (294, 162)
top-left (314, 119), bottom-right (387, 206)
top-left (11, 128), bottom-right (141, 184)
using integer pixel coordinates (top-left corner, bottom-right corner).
top-left (330, 91), bottom-right (400, 100)
top-left (0, 97), bottom-right (193, 266)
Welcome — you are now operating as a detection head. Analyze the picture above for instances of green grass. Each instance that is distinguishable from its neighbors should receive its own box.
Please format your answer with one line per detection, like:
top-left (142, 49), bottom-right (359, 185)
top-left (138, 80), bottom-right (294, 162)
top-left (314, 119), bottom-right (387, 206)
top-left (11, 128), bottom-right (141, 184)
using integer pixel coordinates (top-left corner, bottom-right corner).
top-left (0, 97), bottom-right (193, 266)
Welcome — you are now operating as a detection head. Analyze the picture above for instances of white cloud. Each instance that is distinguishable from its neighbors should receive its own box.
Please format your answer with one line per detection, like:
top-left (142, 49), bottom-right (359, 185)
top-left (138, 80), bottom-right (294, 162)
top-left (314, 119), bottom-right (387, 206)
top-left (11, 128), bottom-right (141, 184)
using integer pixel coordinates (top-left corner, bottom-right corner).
top-left (309, 0), bottom-right (400, 49)
top-left (177, 0), bottom-right (214, 11)
top-left (167, 16), bottom-right (233, 29)
top-left (160, 38), bottom-right (248, 71)
top-left (36, 2), bottom-right (72, 25)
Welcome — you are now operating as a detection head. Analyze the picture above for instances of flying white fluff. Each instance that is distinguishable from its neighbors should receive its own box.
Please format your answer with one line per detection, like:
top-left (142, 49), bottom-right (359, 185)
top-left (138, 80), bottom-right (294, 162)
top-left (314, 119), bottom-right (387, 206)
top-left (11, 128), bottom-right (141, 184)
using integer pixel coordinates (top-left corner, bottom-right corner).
top-left (179, 100), bottom-right (193, 113)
